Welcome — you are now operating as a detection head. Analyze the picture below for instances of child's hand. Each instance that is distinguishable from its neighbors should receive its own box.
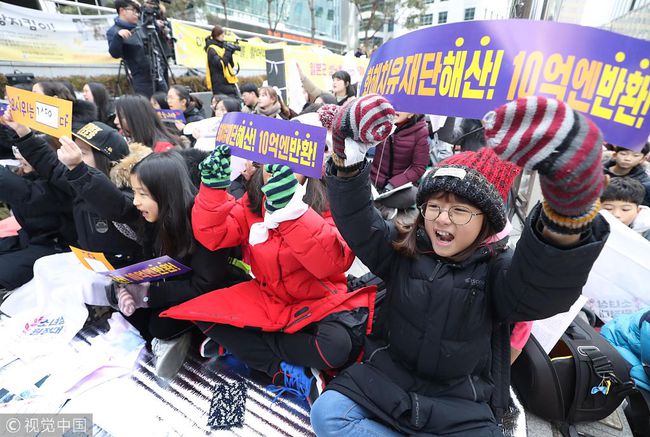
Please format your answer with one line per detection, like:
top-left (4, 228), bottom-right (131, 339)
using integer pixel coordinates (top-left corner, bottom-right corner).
top-left (199, 145), bottom-right (231, 189)
top-left (330, 95), bottom-right (396, 170)
top-left (1, 112), bottom-right (31, 138)
top-left (261, 164), bottom-right (298, 212)
top-left (175, 120), bottom-right (186, 132)
top-left (57, 136), bottom-right (83, 170)
top-left (484, 96), bottom-right (604, 234)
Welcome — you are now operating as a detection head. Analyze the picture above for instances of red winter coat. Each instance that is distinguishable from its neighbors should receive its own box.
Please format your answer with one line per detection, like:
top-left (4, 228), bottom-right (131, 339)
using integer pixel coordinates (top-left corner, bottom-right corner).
top-left (370, 118), bottom-right (430, 190)
top-left (162, 186), bottom-right (376, 334)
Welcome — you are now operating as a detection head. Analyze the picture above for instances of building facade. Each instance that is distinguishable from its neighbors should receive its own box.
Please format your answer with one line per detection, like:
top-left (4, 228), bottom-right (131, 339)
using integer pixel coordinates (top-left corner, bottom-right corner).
top-left (393, 0), bottom-right (509, 38)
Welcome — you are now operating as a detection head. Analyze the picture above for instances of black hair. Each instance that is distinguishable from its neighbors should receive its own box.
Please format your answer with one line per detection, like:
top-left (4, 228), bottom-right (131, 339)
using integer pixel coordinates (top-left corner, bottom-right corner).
top-left (92, 149), bottom-right (112, 177)
top-left (240, 83), bottom-right (259, 97)
top-left (115, 0), bottom-right (139, 13)
top-left (245, 168), bottom-right (265, 217)
top-left (169, 84), bottom-right (202, 111)
top-left (211, 25), bottom-right (224, 39)
top-left (86, 82), bottom-right (112, 123)
top-left (178, 148), bottom-right (210, 189)
top-left (601, 177), bottom-right (645, 205)
top-left (316, 93), bottom-right (337, 105)
top-left (245, 169), bottom-right (329, 216)
top-left (219, 97), bottom-right (241, 113)
top-left (115, 95), bottom-right (180, 148)
top-left (613, 143), bottom-right (650, 155)
top-left (299, 103), bottom-right (323, 115)
top-left (331, 70), bottom-right (355, 97)
top-left (131, 151), bottom-right (197, 258)
top-left (150, 92), bottom-right (170, 110)
top-left (35, 81), bottom-right (76, 102)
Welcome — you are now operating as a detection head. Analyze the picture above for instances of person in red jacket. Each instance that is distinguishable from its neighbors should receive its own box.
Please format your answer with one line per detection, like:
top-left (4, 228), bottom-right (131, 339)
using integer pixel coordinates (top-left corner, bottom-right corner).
top-left (162, 147), bottom-right (376, 404)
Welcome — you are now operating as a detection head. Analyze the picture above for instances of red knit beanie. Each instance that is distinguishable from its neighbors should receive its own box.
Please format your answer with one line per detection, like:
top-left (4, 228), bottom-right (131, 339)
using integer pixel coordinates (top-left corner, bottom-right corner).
top-left (417, 148), bottom-right (521, 232)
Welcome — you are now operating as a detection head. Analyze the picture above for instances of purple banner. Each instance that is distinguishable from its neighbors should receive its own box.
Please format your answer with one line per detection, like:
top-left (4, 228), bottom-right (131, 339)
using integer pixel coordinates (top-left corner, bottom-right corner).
top-left (100, 255), bottom-right (191, 284)
top-left (216, 112), bottom-right (326, 178)
top-left (361, 20), bottom-right (650, 151)
top-left (156, 109), bottom-right (186, 123)
top-left (0, 101), bottom-right (7, 117)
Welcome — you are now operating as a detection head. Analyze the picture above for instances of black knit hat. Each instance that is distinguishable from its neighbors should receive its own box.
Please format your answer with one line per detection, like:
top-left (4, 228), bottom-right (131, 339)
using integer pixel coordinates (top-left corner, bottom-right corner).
top-left (73, 122), bottom-right (129, 162)
top-left (416, 148), bottom-right (520, 232)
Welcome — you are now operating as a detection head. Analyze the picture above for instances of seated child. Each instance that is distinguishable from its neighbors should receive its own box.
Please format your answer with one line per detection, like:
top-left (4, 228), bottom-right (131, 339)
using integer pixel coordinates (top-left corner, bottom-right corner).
top-left (603, 142), bottom-right (650, 206)
top-left (601, 177), bottom-right (650, 241)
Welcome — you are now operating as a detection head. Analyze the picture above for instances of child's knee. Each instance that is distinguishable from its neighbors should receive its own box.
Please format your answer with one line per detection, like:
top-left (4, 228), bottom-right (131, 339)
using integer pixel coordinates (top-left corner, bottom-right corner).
top-left (315, 323), bottom-right (353, 369)
top-left (310, 391), bottom-right (344, 436)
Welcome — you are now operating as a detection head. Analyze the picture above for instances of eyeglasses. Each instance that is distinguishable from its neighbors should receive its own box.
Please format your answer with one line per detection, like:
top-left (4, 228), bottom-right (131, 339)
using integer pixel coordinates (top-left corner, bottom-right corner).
top-left (125, 7), bottom-right (140, 15)
top-left (419, 203), bottom-right (484, 226)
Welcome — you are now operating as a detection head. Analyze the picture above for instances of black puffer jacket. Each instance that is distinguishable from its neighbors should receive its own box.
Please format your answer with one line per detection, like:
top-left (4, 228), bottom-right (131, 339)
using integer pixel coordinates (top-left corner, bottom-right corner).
top-left (15, 132), bottom-right (142, 267)
top-left (325, 161), bottom-right (610, 436)
top-left (0, 166), bottom-right (76, 247)
top-left (65, 150), bottom-right (244, 307)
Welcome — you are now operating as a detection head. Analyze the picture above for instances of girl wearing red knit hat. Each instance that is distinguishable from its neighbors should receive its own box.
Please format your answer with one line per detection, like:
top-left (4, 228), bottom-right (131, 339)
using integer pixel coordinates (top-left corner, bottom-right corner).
top-left (312, 94), bottom-right (610, 436)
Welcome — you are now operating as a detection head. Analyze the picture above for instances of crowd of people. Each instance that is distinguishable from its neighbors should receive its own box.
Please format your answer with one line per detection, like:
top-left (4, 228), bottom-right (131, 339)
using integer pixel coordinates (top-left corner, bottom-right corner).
top-left (1, 6), bottom-right (650, 433)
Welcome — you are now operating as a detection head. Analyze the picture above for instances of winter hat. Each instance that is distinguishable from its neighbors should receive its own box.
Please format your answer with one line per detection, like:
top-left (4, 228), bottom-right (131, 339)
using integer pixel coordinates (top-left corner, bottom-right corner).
top-left (331, 94), bottom-right (396, 152)
top-left (73, 122), bottom-right (129, 162)
top-left (483, 96), bottom-right (604, 218)
top-left (417, 148), bottom-right (521, 232)
top-left (317, 104), bottom-right (338, 130)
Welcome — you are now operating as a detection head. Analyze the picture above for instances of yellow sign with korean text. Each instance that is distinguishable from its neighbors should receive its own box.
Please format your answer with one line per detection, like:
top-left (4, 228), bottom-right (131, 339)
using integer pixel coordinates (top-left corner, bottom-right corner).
top-left (5, 86), bottom-right (73, 138)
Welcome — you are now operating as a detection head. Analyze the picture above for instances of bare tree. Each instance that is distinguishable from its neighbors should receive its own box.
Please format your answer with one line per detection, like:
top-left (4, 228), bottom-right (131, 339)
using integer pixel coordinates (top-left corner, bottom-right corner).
top-left (267, 0), bottom-right (288, 34)
top-left (220, 0), bottom-right (230, 26)
top-left (352, 0), bottom-right (424, 46)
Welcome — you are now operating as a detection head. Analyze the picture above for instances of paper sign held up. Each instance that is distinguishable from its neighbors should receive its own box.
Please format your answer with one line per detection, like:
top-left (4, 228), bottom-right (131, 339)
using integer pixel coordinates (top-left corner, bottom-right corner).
top-left (156, 109), bottom-right (186, 123)
top-left (70, 246), bottom-right (191, 284)
top-left (5, 86), bottom-right (72, 138)
top-left (215, 112), bottom-right (326, 178)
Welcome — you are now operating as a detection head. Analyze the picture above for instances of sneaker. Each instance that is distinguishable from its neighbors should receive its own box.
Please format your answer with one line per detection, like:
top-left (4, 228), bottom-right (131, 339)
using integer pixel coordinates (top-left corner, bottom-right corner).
top-left (199, 337), bottom-right (230, 359)
top-left (268, 362), bottom-right (325, 405)
top-left (151, 333), bottom-right (191, 380)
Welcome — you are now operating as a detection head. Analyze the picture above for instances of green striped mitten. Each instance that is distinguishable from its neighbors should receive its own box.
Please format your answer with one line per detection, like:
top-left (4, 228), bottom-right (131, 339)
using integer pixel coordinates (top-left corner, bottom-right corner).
top-left (261, 164), bottom-right (298, 212)
top-left (199, 145), bottom-right (231, 189)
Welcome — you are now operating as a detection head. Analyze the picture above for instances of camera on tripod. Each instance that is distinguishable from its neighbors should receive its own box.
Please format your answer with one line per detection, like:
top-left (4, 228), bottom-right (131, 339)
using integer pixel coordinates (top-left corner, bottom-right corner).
top-left (140, 0), bottom-right (171, 26)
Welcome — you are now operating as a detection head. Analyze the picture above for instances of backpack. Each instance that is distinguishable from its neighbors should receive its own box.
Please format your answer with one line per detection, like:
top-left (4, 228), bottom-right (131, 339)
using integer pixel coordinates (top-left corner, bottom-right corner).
top-left (511, 314), bottom-right (636, 436)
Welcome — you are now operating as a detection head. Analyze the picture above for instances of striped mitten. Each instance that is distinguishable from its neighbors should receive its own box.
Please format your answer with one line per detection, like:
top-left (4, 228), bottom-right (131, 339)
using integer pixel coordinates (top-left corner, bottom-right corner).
top-left (483, 96), bottom-right (605, 234)
top-left (200, 145), bottom-right (232, 189)
top-left (261, 164), bottom-right (298, 212)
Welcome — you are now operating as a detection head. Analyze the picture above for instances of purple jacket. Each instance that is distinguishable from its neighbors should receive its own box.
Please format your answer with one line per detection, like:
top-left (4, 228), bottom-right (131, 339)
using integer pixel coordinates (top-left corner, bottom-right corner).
top-left (370, 118), bottom-right (430, 190)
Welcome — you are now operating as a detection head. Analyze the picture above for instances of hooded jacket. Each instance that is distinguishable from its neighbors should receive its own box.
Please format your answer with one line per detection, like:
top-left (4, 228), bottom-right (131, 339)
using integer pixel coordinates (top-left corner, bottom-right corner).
top-left (604, 159), bottom-right (650, 206)
top-left (324, 160), bottom-right (610, 435)
top-left (161, 185), bottom-right (376, 334)
top-left (370, 117), bottom-right (430, 190)
top-left (0, 166), bottom-right (76, 248)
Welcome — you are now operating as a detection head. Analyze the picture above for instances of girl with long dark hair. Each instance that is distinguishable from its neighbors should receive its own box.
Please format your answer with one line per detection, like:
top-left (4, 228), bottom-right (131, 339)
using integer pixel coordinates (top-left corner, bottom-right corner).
top-left (114, 95), bottom-right (182, 153)
top-left (255, 86), bottom-right (295, 119)
top-left (34, 142), bottom-right (242, 379)
top-left (83, 82), bottom-right (115, 126)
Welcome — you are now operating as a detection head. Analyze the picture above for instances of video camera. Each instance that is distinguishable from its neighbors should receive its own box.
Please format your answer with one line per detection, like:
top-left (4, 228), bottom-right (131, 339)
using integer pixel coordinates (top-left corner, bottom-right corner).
top-left (140, 0), bottom-right (171, 26)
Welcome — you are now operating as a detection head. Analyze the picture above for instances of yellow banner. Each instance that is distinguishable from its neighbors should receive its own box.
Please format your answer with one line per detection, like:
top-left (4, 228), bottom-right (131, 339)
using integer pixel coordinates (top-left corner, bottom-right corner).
top-left (0, 2), bottom-right (117, 65)
top-left (6, 87), bottom-right (73, 139)
top-left (170, 20), bottom-right (282, 72)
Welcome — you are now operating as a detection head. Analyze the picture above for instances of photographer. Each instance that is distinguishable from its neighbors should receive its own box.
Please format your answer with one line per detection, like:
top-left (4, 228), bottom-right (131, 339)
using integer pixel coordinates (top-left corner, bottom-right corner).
top-left (106, 0), bottom-right (169, 98)
top-left (205, 26), bottom-right (240, 99)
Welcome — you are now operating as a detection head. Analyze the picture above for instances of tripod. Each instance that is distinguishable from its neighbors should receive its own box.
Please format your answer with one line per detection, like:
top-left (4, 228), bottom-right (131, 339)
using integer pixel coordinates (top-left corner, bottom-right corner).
top-left (114, 14), bottom-right (175, 97)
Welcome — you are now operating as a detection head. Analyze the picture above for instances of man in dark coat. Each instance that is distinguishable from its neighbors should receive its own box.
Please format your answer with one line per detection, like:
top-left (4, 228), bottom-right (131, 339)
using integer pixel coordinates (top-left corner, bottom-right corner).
top-left (106, 0), bottom-right (168, 98)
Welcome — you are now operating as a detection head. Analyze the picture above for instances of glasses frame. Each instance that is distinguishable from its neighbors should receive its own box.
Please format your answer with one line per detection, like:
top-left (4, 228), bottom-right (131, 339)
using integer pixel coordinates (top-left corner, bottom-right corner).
top-left (418, 203), bottom-right (484, 226)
